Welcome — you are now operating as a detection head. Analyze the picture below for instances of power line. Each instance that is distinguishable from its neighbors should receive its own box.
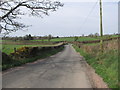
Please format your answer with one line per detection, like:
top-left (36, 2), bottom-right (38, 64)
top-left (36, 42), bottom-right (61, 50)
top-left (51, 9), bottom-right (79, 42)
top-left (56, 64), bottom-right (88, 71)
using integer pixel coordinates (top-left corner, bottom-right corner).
top-left (79, 0), bottom-right (99, 31)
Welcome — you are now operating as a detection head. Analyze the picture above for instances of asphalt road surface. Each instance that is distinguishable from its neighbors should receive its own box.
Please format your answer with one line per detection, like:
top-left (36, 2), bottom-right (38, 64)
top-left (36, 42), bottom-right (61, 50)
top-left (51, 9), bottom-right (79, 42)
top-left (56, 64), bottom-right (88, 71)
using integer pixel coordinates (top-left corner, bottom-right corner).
top-left (3, 45), bottom-right (93, 88)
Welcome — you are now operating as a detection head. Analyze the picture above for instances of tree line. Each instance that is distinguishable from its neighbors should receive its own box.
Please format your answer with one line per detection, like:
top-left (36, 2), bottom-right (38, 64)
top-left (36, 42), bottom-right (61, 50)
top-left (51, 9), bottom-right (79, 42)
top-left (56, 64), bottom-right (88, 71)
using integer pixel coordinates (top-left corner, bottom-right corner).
top-left (2, 34), bottom-right (59, 41)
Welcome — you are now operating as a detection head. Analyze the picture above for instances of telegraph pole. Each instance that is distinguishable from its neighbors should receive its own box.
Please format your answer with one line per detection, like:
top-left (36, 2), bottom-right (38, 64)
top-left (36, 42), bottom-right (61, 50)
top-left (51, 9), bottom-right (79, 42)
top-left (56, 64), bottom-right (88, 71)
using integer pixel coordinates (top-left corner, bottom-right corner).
top-left (100, 0), bottom-right (103, 37)
top-left (99, 0), bottom-right (103, 52)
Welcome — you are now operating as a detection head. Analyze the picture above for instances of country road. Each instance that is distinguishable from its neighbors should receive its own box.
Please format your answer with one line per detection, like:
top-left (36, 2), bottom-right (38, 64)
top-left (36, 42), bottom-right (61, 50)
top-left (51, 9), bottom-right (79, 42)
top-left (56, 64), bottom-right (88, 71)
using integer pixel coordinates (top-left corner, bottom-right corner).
top-left (2, 45), bottom-right (93, 88)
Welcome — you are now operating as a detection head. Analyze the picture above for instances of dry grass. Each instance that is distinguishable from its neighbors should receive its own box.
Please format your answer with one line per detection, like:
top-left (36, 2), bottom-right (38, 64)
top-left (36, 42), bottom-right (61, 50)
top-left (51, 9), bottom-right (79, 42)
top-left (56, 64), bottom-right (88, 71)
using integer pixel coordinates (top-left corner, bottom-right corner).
top-left (82, 40), bottom-right (118, 53)
top-left (73, 40), bottom-right (119, 88)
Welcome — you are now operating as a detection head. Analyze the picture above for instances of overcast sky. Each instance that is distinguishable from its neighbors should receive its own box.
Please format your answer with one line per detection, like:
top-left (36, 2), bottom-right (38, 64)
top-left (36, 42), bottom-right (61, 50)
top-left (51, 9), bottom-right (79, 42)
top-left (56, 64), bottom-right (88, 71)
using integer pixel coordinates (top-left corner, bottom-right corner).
top-left (9, 0), bottom-right (118, 37)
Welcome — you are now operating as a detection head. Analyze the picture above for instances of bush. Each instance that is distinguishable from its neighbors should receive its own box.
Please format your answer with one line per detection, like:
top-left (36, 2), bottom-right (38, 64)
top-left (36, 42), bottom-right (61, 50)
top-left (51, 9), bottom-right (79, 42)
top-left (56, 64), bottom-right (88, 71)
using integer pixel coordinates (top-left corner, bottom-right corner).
top-left (10, 47), bottom-right (40, 59)
top-left (2, 52), bottom-right (12, 64)
top-left (2, 45), bottom-right (64, 71)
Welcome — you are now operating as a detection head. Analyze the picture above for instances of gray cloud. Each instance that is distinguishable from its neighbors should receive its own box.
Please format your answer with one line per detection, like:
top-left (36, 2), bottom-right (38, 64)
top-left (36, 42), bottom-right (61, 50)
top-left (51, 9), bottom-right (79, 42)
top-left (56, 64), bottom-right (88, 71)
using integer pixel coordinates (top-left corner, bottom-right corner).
top-left (9, 2), bottom-right (118, 37)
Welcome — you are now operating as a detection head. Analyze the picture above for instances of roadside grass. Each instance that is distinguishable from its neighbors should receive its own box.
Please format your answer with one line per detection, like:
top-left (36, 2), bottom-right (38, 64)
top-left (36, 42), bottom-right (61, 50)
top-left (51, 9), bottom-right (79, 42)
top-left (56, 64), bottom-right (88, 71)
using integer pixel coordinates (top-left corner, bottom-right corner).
top-left (2, 46), bottom-right (64, 71)
top-left (73, 40), bottom-right (119, 88)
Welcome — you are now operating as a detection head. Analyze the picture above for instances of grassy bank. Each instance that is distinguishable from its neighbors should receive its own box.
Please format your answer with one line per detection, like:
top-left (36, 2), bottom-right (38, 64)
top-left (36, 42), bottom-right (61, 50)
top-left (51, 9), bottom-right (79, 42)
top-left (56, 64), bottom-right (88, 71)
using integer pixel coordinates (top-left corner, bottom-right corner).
top-left (73, 40), bottom-right (118, 88)
top-left (2, 44), bottom-right (49, 55)
top-left (2, 42), bottom-right (63, 55)
top-left (2, 46), bottom-right (64, 71)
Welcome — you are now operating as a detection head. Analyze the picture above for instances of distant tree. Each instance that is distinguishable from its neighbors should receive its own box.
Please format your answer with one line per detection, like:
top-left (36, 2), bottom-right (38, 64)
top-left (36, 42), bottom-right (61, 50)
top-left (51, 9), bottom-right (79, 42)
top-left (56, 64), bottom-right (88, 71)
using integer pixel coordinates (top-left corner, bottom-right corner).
top-left (29, 34), bottom-right (33, 40)
top-left (56, 36), bottom-right (59, 38)
top-left (44, 35), bottom-right (48, 39)
top-left (38, 36), bottom-right (42, 40)
top-left (24, 35), bottom-right (28, 40)
top-left (19, 37), bottom-right (23, 40)
top-left (94, 33), bottom-right (99, 37)
top-left (74, 36), bottom-right (78, 41)
top-left (48, 34), bottom-right (52, 42)
top-left (88, 33), bottom-right (94, 37)
top-left (0, 0), bottom-right (63, 35)
top-left (24, 34), bottom-right (33, 40)
top-left (14, 36), bottom-right (18, 41)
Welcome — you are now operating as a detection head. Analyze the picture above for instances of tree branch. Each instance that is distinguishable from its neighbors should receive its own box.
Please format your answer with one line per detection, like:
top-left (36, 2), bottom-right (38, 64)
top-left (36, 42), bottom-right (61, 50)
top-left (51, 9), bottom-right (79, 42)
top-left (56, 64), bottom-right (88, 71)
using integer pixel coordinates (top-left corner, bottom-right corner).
top-left (0, 0), bottom-right (63, 35)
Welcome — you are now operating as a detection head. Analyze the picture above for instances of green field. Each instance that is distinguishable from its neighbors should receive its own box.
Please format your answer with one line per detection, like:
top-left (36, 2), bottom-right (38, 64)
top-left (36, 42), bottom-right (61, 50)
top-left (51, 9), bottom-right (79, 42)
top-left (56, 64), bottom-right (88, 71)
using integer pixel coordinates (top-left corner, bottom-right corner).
top-left (2, 34), bottom-right (119, 55)
top-left (32, 37), bottom-right (99, 42)
top-left (32, 35), bottom-right (119, 42)
top-left (2, 35), bottom-right (119, 56)
top-left (1, 36), bottom-right (99, 55)
top-left (2, 42), bottom-right (63, 55)
top-left (2, 44), bottom-right (51, 55)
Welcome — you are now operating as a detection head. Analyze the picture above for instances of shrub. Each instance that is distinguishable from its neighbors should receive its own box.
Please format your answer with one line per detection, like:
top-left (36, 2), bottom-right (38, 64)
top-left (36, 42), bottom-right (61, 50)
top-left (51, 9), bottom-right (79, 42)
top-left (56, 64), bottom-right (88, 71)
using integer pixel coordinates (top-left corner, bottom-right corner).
top-left (10, 47), bottom-right (33, 59)
top-left (2, 52), bottom-right (12, 64)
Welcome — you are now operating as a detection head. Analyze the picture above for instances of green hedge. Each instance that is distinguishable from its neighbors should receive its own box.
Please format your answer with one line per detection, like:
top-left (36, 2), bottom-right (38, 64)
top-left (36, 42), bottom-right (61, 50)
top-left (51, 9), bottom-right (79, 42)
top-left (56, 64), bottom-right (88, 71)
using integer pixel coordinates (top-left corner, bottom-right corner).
top-left (2, 45), bottom-right (64, 71)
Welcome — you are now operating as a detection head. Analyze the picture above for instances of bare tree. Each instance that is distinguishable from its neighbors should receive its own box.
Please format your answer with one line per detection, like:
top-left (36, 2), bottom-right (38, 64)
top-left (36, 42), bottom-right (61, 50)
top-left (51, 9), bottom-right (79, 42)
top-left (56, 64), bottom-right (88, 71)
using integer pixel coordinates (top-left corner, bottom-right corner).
top-left (0, 0), bottom-right (63, 35)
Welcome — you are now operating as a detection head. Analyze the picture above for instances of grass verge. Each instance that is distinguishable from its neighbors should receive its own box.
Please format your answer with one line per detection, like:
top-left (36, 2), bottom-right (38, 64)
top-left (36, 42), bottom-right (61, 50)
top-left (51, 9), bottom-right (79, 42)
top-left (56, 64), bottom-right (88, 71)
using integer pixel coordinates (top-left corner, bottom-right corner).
top-left (2, 46), bottom-right (64, 71)
top-left (73, 43), bottom-right (118, 88)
